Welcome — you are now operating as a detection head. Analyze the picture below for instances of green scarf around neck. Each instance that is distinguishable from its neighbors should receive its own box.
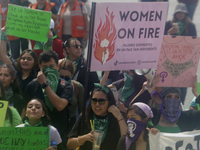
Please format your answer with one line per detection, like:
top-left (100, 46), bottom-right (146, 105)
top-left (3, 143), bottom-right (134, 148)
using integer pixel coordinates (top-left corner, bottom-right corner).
top-left (94, 114), bottom-right (109, 143)
top-left (176, 21), bottom-right (186, 35)
top-left (24, 120), bottom-right (43, 127)
top-left (5, 86), bottom-right (14, 102)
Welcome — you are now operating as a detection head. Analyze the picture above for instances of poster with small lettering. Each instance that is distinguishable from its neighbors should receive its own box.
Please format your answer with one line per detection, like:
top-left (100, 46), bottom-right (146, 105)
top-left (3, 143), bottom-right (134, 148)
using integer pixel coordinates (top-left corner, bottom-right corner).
top-left (0, 127), bottom-right (49, 149)
top-left (90, 2), bottom-right (168, 71)
top-left (6, 4), bottom-right (52, 42)
top-left (155, 35), bottom-right (200, 87)
top-left (149, 130), bottom-right (200, 150)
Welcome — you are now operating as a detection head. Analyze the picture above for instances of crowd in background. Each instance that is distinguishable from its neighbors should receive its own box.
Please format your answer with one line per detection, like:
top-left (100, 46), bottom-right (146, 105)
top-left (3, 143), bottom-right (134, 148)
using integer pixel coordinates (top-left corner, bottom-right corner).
top-left (0, 0), bottom-right (200, 150)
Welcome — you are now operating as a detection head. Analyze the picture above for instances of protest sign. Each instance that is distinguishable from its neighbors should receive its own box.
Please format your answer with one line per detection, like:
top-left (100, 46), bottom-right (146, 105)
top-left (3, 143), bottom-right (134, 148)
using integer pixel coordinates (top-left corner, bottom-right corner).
top-left (0, 100), bottom-right (8, 127)
top-left (155, 35), bottom-right (200, 87)
top-left (6, 4), bottom-right (52, 42)
top-left (149, 130), bottom-right (200, 150)
top-left (89, 2), bottom-right (168, 71)
top-left (0, 127), bottom-right (49, 150)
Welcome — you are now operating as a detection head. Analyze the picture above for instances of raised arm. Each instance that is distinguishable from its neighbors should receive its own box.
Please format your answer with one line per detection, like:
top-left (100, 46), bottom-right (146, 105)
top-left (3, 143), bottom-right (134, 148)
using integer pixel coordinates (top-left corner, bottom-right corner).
top-left (37, 71), bottom-right (73, 111)
top-left (108, 105), bottom-right (127, 136)
top-left (100, 71), bottom-right (110, 86)
top-left (0, 29), bottom-right (12, 65)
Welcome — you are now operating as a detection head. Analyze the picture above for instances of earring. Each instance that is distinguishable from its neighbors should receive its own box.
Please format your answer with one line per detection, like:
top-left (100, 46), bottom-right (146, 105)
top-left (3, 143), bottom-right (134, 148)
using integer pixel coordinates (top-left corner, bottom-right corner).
top-left (42, 115), bottom-right (44, 117)
top-left (26, 114), bottom-right (27, 116)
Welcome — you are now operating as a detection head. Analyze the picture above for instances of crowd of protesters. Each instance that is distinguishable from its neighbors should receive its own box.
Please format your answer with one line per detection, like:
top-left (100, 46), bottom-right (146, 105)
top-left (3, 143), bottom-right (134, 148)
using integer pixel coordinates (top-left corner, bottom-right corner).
top-left (1, 0), bottom-right (200, 150)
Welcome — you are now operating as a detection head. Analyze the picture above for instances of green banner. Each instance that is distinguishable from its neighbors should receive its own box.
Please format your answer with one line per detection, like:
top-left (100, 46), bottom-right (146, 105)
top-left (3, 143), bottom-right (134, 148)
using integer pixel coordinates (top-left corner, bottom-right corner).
top-left (6, 4), bottom-right (52, 42)
top-left (0, 127), bottom-right (49, 149)
top-left (0, 100), bottom-right (8, 127)
top-left (198, 82), bottom-right (200, 94)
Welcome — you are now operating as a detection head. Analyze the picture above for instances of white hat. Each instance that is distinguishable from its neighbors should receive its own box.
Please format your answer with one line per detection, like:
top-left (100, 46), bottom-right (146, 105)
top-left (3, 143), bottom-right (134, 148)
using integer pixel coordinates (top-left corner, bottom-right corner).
top-left (50, 19), bottom-right (55, 29)
top-left (174, 3), bottom-right (188, 14)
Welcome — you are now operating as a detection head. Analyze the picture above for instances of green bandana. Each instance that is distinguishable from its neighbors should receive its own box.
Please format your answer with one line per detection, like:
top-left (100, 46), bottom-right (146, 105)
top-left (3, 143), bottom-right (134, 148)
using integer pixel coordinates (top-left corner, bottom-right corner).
top-left (94, 83), bottom-right (109, 94)
top-left (34, 38), bottom-right (53, 51)
top-left (5, 87), bottom-right (14, 102)
top-left (176, 21), bottom-right (186, 35)
top-left (94, 114), bottom-right (109, 143)
top-left (24, 120), bottom-right (43, 127)
top-left (122, 73), bottom-right (135, 102)
top-left (42, 67), bottom-right (59, 111)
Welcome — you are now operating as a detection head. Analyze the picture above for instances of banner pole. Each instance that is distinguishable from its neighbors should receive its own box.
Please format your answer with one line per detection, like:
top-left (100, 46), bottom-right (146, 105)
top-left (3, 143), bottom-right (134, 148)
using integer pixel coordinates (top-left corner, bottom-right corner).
top-left (81, 2), bottom-right (96, 134)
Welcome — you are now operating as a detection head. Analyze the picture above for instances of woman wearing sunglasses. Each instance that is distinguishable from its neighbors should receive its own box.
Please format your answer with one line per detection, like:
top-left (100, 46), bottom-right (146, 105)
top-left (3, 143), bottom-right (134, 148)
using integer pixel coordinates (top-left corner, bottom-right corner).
top-left (67, 83), bottom-right (127, 150)
top-left (61, 37), bottom-right (99, 100)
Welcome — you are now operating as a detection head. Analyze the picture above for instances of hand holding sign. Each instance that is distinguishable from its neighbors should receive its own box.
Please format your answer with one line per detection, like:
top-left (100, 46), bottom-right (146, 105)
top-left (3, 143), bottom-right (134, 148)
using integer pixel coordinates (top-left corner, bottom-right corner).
top-left (6, 4), bottom-right (52, 42)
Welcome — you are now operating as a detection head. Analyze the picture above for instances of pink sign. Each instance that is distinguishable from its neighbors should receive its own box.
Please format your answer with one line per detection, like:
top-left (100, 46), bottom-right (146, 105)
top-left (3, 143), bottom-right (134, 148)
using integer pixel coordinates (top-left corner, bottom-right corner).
top-left (156, 36), bottom-right (200, 87)
top-left (90, 2), bottom-right (168, 71)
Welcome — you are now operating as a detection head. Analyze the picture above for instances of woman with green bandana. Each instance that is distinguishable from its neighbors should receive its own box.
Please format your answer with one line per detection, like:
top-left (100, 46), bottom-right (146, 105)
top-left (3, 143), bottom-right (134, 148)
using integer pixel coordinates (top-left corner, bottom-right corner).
top-left (0, 80), bottom-right (22, 127)
top-left (165, 3), bottom-right (196, 37)
top-left (17, 98), bottom-right (62, 150)
top-left (67, 83), bottom-right (127, 150)
top-left (0, 64), bottom-right (24, 115)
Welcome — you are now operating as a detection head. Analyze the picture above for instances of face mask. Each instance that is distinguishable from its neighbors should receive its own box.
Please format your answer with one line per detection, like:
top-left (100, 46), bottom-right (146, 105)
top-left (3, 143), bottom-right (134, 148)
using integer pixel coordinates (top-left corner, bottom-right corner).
top-left (160, 99), bottom-right (181, 123)
top-left (126, 119), bottom-right (146, 150)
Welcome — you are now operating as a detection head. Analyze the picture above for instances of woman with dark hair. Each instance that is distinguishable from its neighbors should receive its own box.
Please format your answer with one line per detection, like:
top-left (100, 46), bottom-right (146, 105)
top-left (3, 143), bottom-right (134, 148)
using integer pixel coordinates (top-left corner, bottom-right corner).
top-left (117, 102), bottom-right (156, 150)
top-left (59, 59), bottom-right (84, 132)
top-left (0, 37), bottom-right (38, 94)
top-left (67, 83), bottom-right (127, 150)
top-left (61, 38), bottom-right (99, 99)
top-left (0, 64), bottom-right (24, 115)
top-left (0, 80), bottom-right (22, 127)
top-left (17, 98), bottom-right (62, 149)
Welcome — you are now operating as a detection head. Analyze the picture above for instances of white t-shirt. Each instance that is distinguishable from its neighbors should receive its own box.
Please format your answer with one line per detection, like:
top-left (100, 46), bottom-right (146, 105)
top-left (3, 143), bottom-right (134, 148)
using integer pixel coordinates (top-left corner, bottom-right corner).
top-left (16, 124), bottom-right (62, 146)
top-left (1, 7), bottom-right (8, 13)
top-left (82, 2), bottom-right (91, 16)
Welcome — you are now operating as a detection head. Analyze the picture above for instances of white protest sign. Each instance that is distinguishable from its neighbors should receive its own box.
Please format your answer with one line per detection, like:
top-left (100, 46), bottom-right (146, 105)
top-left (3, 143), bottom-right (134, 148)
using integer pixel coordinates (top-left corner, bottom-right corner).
top-left (149, 130), bottom-right (200, 150)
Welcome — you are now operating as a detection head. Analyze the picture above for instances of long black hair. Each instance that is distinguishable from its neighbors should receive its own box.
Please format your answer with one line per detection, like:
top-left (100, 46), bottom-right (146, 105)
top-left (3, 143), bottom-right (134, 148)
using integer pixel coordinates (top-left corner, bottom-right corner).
top-left (85, 86), bottom-right (116, 127)
top-left (23, 98), bottom-right (51, 127)
top-left (16, 49), bottom-right (38, 77)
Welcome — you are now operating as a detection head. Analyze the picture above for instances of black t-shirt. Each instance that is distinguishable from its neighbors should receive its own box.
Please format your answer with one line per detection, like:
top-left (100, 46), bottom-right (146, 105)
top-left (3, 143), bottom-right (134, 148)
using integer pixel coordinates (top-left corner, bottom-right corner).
top-left (117, 135), bottom-right (149, 150)
top-left (24, 78), bottom-right (73, 140)
top-left (36, 3), bottom-right (57, 14)
top-left (17, 72), bottom-right (35, 94)
top-left (68, 113), bottom-right (121, 150)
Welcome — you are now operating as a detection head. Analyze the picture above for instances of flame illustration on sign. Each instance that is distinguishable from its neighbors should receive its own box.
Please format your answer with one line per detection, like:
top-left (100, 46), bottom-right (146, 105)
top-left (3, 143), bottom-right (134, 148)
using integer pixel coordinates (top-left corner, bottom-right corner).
top-left (93, 7), bottom-right (117, 65)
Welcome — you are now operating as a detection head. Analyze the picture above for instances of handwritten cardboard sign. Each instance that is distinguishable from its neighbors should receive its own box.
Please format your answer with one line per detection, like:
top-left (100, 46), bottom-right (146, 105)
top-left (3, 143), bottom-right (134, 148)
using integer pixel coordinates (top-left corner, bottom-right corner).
top-left (6, 4), bottom-right (52, 42)
top-left (90, 2), bottom-right (168, 71)
top-left (0, 127), bottom-right (49, 149)
top-left (155, 36), bottom-right (200, 87)
top-left (0, 100), bottom-right (8, 127)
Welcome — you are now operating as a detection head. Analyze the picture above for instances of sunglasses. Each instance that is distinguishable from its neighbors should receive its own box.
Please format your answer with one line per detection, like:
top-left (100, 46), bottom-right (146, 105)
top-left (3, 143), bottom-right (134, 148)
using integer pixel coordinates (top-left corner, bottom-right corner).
top-left (91, 98), bottom-right (108, 105)
top-left (73, 44), bottom-right (84, 49)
